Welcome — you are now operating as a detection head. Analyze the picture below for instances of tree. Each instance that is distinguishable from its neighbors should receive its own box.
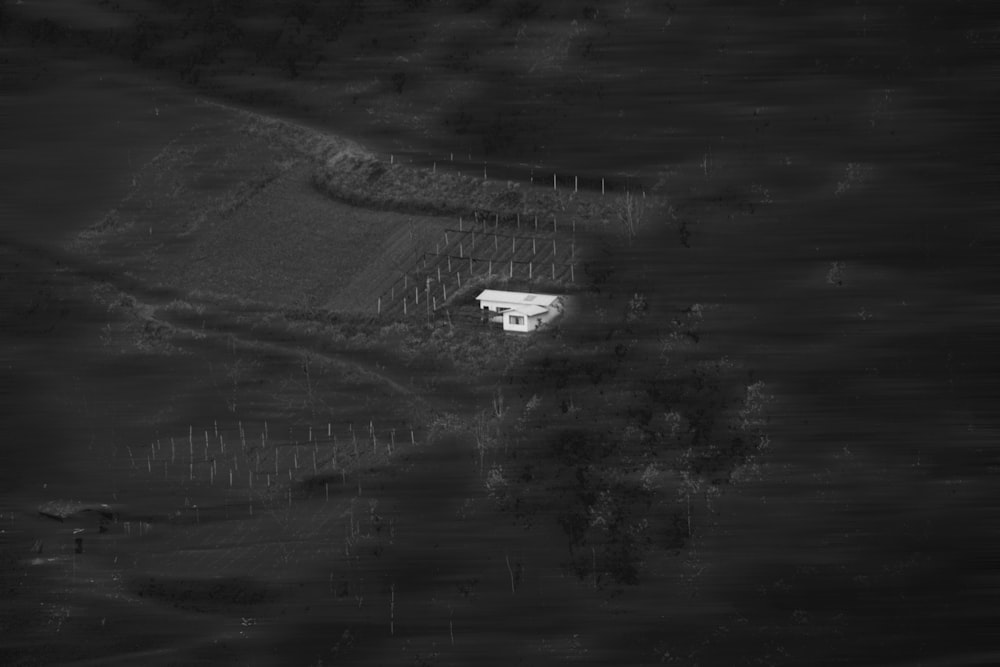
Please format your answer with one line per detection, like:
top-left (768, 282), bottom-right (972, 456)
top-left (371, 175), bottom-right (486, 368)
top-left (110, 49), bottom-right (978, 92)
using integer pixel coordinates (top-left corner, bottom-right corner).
top-left (616, 189), bottom-right (646, 242)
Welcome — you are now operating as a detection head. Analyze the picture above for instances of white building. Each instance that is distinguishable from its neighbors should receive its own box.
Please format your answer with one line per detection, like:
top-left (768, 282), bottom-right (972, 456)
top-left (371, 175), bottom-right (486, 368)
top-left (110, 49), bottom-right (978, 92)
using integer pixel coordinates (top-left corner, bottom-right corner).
top-left (475, 289), bottom-right (564, 332)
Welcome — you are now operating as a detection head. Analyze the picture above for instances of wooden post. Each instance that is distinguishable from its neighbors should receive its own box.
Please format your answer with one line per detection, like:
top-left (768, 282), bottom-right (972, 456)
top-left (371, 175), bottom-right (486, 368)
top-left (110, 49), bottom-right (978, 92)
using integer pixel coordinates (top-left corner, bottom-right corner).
top-left (529, 261), bottom-right (533, 279)
top-left (459, 216), bottom-right (463, 231)
top-left (571, 264), bottom-right (575, 282)
top-left (446, 231), bottom-right (449, 244)
top-left (448, 255), bottom-right (452, 271)
top-left (483, 163), bottom-right (487, 180)
top-left (494, 233), bottom-right (498, 251)
top-left (554, 217), bottom-right (557, 233)
top-left (510, 260), bottom-right (513, 278)
top-left (534, 215), bottom-right (538, 231)
top-left (457, 271), bottom-right (461, 288)
top-left (403, 297), bottom-right (407, 315)
top-left (437, 266), bottom-right (441, 282)
top-left (378, 296), bottom-right (381, 315)
top-left (532, 237), bottom-right (536, 254)
top-left (512, 236), bottom-right (515, 254)
top-left (488, 259), bottom-right (492, 274)
top-left (460, 242), bottom-right (463, 257)
top-left (553, 238), bottom-right (557, 255)
top-left (516, 213), bottom-right (520, 230)
top-left (602, 178), bottom-right (605, 195)
top-left (442, 284), bottom-right (447, 300)
top-left (390, 154), bottom-right (394, 164)
top-left (414, 286), bottom-right (419, 304)
top-left (553, 173), bottom-right (557, 190)
top-left (433, 296), bottom-right (437, 311)
top-left (552, 263), bottom-right (555, 280)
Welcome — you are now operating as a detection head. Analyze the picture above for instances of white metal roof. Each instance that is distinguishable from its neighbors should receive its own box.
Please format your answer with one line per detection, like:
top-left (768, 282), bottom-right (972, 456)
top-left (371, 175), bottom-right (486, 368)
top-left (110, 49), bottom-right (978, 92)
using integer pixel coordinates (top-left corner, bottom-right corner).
top-left (476, 289), bottom-right (560, 307)
top-left (506, 304), bottom-right (550, 317)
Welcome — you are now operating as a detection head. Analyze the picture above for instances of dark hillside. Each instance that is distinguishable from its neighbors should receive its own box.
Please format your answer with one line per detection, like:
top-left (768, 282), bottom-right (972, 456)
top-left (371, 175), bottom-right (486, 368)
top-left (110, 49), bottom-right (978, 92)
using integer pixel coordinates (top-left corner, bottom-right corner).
top-left (1, 1), bottom-right (998, 665)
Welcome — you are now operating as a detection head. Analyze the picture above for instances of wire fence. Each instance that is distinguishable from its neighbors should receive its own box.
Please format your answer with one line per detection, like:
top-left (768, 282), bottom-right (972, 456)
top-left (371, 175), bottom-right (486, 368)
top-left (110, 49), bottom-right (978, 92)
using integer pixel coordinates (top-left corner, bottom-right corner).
top-left (376, 149), bottom-right (653, 197)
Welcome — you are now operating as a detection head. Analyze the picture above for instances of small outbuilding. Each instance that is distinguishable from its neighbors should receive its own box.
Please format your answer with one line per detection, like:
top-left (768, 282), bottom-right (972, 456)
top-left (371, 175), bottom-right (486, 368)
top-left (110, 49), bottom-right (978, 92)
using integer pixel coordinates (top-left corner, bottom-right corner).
top-left (475, 289), bottom-right (564, 332)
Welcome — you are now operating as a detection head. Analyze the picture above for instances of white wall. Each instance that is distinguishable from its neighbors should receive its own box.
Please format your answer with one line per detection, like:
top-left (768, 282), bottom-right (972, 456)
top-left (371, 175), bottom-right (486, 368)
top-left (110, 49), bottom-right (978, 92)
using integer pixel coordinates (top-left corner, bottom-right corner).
top-left (503, 312), bottom-right (531, 332)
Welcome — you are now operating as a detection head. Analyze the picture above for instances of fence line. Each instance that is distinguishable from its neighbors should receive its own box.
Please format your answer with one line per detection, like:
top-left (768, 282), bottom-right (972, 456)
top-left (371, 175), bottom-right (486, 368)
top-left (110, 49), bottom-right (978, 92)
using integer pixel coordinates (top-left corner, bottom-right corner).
top-left (378, 149), bottom-right (653, 196)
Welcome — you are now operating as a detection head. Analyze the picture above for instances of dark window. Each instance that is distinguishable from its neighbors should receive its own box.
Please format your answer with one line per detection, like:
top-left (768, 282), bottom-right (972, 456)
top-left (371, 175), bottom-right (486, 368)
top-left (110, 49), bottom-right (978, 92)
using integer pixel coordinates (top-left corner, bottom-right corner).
top-left (509, 315), bottom-right (524, 325)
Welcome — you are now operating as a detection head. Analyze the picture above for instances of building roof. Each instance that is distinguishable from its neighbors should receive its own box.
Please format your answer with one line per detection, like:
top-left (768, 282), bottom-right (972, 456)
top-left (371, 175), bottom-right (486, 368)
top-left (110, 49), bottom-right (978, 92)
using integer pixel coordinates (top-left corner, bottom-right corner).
top-left (476, 289), bottom-right (560, 307)
top-left (507, 304), bottom-right (550, 317)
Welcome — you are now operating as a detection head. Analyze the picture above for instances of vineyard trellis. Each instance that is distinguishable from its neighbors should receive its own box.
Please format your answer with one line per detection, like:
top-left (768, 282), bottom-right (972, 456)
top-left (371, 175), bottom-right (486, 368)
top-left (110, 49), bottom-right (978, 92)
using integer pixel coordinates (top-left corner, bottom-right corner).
top-left (375, 213), bottom-right (579, 319)
top-left (117, 419), bottom-right (427, 510)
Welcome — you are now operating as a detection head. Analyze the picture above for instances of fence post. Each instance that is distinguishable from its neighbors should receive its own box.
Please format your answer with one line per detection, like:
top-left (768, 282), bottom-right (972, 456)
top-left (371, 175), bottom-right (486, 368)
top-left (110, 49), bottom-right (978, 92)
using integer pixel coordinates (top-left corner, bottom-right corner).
top-left (448, 255), bottom-right (452, 271)
top-left (414, 286), bottom-right (419, 304)
top-left (552, 263), bottom-right (556, 280)
top-left (443, 284), bottom-right (447, 301)
top-left (534, 216), bottom-right (538, 231)
top-left (571, 263), bottom-right (575, 282)
top-left (510, 260), bottom-right (513, 278)
top-left (602, 178), bottom-right (605, 195)
top-left (457, 271), bottom-right (461, 288)
top-left (438, 266), bottom-right (441, 282)
top-left (529, 261), bottom-right (533, 279)
top-left (404, 297), bottom-right (407, 315)
top-left (553, 173), bottom-right (557, 190)
top-left (532, 237), bottom-right (536, 254)
top-left (378, 296), bottom-right (381, 315)
top-left (575, 175), bottom-right (578, 193)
